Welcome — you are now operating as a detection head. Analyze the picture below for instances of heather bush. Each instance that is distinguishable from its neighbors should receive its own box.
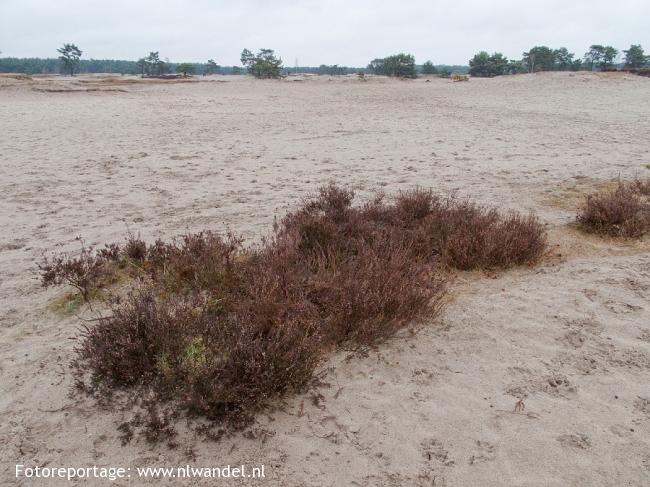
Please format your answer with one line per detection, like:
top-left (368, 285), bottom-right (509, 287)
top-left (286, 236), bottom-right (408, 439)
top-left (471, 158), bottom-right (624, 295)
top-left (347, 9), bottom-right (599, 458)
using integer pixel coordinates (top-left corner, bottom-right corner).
top-left (123, 234), bottom-right (148, 261)
top-left (430, 200), bottom-right (547, 270)
top-left (632, 178), bottom-right (650, 196)
top-left (41, 183), bottom-right (547, 438)
top-left (39, 240), bottom-right (117, 301)
top-left (577, 181), bottom-right (650, 237)
top-left (142, 231), bottom-right (244, 293)
top-left (79, 288), bottom-right (321, 425)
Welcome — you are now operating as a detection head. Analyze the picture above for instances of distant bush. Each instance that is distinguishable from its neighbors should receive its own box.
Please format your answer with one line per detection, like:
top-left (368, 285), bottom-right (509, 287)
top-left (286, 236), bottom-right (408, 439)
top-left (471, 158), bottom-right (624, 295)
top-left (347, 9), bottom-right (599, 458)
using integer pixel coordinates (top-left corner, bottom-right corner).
top-left (420, 61), bottom-right (438, 75)
top-left (317, 64), bottom-right (348, 76)
top-left (368, 54), bottom-right (417, 78)
top-left (42, 184), bottom-right (546, 438)
top-left (577, 180), bottom-right (650, 237)
top-left (175, 63), bottom-right (194, 76)
top-left (468, 51), bottom-right (509, 77)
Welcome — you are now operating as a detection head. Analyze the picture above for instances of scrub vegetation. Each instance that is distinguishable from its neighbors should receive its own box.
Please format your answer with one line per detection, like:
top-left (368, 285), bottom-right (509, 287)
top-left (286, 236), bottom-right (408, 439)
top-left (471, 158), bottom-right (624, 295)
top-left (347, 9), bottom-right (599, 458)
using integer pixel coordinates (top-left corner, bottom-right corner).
top-left (39, 184), bottom-right (546, 440)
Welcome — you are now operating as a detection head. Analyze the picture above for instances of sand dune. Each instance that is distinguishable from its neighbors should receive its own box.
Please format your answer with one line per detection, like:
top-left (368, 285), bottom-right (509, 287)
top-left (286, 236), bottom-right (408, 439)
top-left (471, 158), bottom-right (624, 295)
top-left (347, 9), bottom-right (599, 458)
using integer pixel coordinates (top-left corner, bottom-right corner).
top-left (0, 72), bottom-right (648, 486)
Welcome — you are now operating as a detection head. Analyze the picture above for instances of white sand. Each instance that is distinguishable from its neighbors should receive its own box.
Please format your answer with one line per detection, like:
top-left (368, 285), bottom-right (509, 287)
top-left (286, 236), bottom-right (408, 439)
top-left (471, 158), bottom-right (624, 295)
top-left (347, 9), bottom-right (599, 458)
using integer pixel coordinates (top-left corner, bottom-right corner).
top-left (0, 72), bottom-right (649, 486)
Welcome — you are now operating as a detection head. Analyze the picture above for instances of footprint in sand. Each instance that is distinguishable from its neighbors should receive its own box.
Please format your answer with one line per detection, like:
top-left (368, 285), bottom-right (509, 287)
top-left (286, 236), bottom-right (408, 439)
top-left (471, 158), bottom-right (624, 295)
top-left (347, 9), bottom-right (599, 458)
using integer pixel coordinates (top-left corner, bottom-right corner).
top-left (411, 368), bottom-right (436, 386)
top-left (608, 348), bottom-right (650, 370)
top-left (557, 317), bottom-right (604, 349)
top-left (544, 375), bottom-right (577, 396)
top-left (603, 300), bottom-right (643, 314)
top-left (0, 240), bottom-right (27, 251)
top-left (468, 440), bottom-right (496, 465)
top-left (643, 454), bottom-right (650, 472)
top-left (505, 372), bottom-right (576, 399)
top-left (421, 438), bottom-right (454, 467)
top-left (556, 433), bottom-right (591, 450)
top-left (623, 278), bottom-right (650, 298)
top-left (559, 329), bottom-right (587, 349)
top-left (582, 288), bottom-right (599, 302)
top-left (563, 316), bottom-right (604, 336)
top-left (638, 330), bottom-right (650, 343)
top-left (609, 424), bottom-right (635, 438)
top-left (633, 397), bottom-right (650, 419)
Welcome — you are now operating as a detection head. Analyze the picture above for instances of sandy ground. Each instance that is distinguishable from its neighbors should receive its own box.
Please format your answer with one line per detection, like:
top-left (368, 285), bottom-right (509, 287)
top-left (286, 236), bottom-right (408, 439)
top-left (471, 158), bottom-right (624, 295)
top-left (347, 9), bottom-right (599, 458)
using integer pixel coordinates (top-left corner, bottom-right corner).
top-left (0, 71), bottom-right (649, 486)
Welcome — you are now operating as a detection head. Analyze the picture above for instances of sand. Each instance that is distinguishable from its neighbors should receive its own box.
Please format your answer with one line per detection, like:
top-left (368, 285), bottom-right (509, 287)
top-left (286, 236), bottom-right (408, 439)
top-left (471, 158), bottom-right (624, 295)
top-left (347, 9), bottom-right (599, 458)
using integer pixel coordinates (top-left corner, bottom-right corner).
top-left (0, 71), bottom-right (649, 486)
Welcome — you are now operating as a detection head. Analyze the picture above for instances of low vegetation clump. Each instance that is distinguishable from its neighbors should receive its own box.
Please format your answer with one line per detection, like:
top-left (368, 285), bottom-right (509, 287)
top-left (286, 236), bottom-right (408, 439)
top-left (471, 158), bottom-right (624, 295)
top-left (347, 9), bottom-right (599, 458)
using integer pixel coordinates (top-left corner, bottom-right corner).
top-left (40, 185), bottom-right (546, 437)
top-left (577, 179), bottom-right (650, 238)
top-left (39, 240), bottom-right (121, 301)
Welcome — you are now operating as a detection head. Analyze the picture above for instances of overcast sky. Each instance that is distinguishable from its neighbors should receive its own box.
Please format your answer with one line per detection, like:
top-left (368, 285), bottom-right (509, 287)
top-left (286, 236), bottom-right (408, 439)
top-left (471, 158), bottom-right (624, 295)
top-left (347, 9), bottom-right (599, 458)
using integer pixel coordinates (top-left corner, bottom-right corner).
top-left (1, 0), bottom-right (648, 66)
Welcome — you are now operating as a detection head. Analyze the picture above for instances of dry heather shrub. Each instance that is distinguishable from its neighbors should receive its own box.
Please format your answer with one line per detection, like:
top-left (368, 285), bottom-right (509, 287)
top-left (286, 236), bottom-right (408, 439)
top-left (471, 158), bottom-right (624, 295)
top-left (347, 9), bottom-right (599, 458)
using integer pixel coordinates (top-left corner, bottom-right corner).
top-left (632, 178), bottom-right (650, 196)
top-left (44, 183), bottom-right (546, 436)
top-left (144, 231), bottom-right (244, 292)
top-left (39, 241), bottom-right (120, 301)
top-left (123, 234), bottom-right (148, 261)
top-left (308, 241), bottom-right (443, 343)
top-left (577, 182), bottom-right (650, 237)
top-left (430, 201), bottom-right (547, 270)
top-left (368, 189), bottom-right (546, 270)
top-left (80, 288), bottom-right (321, 425)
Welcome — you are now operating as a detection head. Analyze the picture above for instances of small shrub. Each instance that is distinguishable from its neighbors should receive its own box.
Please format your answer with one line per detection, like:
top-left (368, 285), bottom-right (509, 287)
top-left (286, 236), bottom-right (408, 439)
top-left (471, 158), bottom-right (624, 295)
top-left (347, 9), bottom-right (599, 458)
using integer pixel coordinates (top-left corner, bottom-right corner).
top-left (577, 182), bottom-right (650, 237)
top-left (632, 178), bottom-right (650, 196)
top-left (123, 234), bottom-right (147, 262)
top-left (431, 200), bottom-right (547, 270)
top-left (39, 241), bottom-right (112, 301)
top-left (98, 243), bottom-right (121, 261)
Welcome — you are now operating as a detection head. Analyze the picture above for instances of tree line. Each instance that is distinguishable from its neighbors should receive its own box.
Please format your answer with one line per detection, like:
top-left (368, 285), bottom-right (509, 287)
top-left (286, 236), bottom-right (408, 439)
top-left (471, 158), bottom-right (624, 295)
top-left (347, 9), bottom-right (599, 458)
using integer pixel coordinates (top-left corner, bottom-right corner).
top-left (468, 44), bottom-right (648, 77)
top-left (0, 45), bottom-right (462, 79)
top-left (2, 43), bottom-right (646, 79)
top-left (0, 55), bottom-right (248, 76)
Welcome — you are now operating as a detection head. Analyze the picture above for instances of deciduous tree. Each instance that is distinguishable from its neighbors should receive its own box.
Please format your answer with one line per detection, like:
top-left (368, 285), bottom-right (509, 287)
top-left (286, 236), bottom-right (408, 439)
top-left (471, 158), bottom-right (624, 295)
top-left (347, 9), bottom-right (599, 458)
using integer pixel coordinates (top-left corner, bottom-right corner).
top-left (368, 54), bottom-right (417, 78)
top-left (240, 48), bottom-right (283, 78)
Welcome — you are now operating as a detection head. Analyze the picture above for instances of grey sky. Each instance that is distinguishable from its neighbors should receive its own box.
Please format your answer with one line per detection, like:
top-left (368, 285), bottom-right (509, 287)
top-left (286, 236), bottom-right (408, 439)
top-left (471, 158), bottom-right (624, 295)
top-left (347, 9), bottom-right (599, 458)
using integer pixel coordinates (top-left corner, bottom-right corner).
top-left (1, 0), bottom-right (648, 66)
